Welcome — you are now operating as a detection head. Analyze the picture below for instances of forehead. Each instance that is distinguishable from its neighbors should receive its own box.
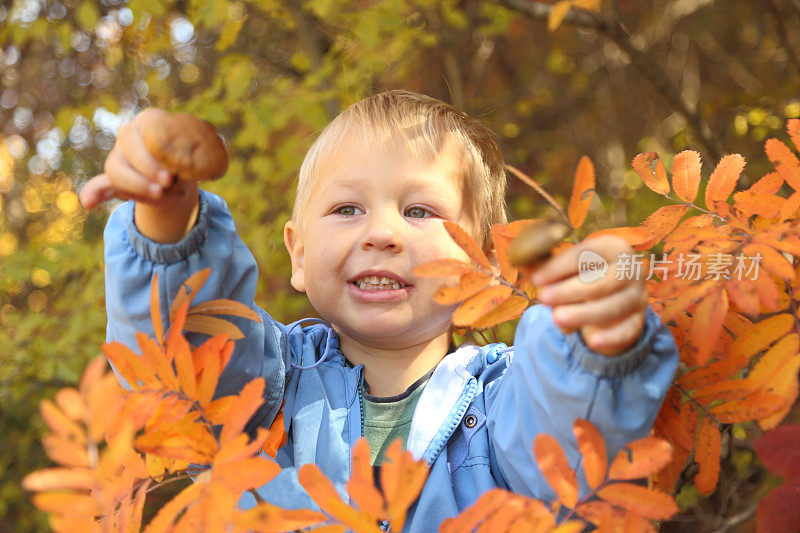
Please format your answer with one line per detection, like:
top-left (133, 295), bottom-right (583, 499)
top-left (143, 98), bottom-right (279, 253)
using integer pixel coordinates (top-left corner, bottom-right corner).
top-left (312, 129), bottom-right (470, 196)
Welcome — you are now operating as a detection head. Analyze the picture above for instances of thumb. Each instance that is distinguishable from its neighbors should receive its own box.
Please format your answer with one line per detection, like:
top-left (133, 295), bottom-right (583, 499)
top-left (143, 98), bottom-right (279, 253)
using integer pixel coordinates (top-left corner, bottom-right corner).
top-left (79, 174), bottom-right (116, 210)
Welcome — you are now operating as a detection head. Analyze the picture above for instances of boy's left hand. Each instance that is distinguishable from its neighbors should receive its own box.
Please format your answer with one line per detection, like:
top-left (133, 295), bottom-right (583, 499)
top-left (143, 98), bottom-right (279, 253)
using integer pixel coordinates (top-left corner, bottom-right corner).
top-left (530, 235), bottom-right (648, 357)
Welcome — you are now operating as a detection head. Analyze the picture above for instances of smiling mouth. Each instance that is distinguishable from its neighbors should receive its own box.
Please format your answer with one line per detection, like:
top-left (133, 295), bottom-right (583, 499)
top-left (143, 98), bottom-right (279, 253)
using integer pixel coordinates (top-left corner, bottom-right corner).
top-left (352, 276), bottom-right (410, 291)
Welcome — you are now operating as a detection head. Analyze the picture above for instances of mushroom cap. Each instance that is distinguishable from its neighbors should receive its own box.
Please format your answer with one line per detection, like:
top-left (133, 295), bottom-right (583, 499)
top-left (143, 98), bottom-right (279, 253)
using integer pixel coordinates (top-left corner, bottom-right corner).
top-left (508, 218), bottom-right (570, 267)
top-left (140, 109), bottom-right (228, 182)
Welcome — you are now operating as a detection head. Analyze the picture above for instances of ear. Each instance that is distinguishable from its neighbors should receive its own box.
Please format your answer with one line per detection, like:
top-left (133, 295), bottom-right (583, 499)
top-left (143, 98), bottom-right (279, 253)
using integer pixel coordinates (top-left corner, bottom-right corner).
top-left (284, 220), bottom-right (306, 293)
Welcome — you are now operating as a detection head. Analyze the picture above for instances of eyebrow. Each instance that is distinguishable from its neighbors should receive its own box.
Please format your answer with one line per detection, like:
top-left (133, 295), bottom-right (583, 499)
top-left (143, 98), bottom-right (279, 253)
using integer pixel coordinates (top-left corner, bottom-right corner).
top-left (319, 177), bottom-right (450, 197)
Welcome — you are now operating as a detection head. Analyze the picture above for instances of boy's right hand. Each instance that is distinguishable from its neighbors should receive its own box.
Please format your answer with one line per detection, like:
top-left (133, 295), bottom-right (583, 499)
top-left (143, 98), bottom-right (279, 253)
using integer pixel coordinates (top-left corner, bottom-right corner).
top-left (79, 108), bottom-right (182, 210)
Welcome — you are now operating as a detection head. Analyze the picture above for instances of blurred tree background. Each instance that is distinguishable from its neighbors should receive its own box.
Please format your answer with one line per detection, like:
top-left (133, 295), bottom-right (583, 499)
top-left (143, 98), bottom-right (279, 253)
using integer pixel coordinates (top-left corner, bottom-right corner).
top-left (1, 0), bottom-right (799, 530)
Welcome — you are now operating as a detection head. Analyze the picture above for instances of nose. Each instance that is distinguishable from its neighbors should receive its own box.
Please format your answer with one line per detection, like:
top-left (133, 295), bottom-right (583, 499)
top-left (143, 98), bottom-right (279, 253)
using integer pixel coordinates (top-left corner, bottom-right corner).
top-left (361, 209), bottom-right (404, 253)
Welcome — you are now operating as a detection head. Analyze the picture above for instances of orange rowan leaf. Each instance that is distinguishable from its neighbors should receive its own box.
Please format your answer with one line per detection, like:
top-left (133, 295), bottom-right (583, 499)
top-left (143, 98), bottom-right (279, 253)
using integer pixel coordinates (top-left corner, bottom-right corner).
top-left (756, 230), bottom-right (800, 257)
top-left (192, 334), bottom-right (234, 377)
top-left (577, 501), bottom-right (626, 527)
top-left (732, 190), bottom-right (784, 219)
top-left (597, 483), bottom-right (678, 520)
top-left (504, 219), bottom-right (541, 238)
top-left (533, 433), bottom-right (578, 508)
top-left (102, 340), bottom-right (158, 389)
top-left (413, 259), bottom-right (474, 278)
top-left (548, 0), bottom-right (573, 31)
top-left (639, 204), bottom-right (688, 246)
top-left (434, 271), bottom-right (493, 305)
top-left (54, 388), bottom-right (85, 422)
top-left (690, 287), bottom-right (728, 366)
top-left (298, 463), bottom-right (379, 532)
top-left (780, 191), bottom-right (800, 221)
top-left (197, 345), bottom-right (222, 408)
top-left (678, 357), bottom-right (748, 390)
top-left (439, 488), bottom-right (517, 533)
top-left (444, 220), bottom-right (492, 270)
top-left (632, 152), bottom-right (670, 195)
top-left (235, 503), bottom-right (329, 533)
top-left (709, 391), bottom-right (785, 423)
top-left (42, 435), bottom-right (90, 468)
top-left (571, 419), bottom-right (607, 490)
top-left (623, 512), bottom-right (657, 533)
top-left (743, 243), bottom-right (795, 280)
top-left (584, 226), bottom-right (653, 250)
top-left (169, 267), bottom-right (210, 322)
top-left (728, 313), bottom-right (795, 363)
top-left (22, 467), bottom-right (95, 492)
top-left (751, 270), bottom-right (783, 312)
top-left (452, 285), bottom-right (514, 327)
top-left (184, 314), bottom-right (244, 339)
top-left (724, 279), bottom-right (761, 317)
top-left (187, 298), bottom-right (261, 322)
top-left (347, 438), bottom-right (386, 519)
top-left (765, 137), bottom-right (800, 190)
top-left (31, 491), bottom-right (97, 517)
top-left (380, 439), bottom-right (429, 531)
top-left (220, 377), bottom-right (265, 444)
top-left (671, 150), bottom-right (702, 203)
top-left (691, 378), bottom-right (759, 405)
top-left (749, 334), bottom-right (800, 430)
top-left (568, 156), bottom-right (595, 228)
top-left (608, 437), bottom-right (672, 481)
top-left (260, 402), bottom-right (288, 458)
top-left (748, 333), bottom-right (799, 386)
top-left (749, 171), bottom-right (784, 196)
top-left (169, 328), bottom-right (196, 399)
top-left (150, 272), bottom-right (163, 345)
top-left (705, 155), bottom-right (745, 207)
top-left (654, 389), bottom-right (698, 455)
top-left (136, 333), bottom-right (180, 390)
top-left (491, 224), bottom-right (518, 284)
top-left (214, 456), bottom-right (281, 493)
top-left (659, 279), bottom-right (718, 323)
top-left (470, 294), bottom-right (529, 330)
top-left (40, 399), bottom-right (85, 444)
top-left (694, 416), bottom-right (721, 495)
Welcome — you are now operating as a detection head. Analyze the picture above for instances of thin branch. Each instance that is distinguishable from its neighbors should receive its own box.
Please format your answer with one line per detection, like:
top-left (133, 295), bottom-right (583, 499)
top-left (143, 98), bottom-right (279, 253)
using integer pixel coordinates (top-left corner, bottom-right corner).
top-left (764, 0), bottom-right (800, 77)
top-left (485, 0), bottom-right (726, 162)
top-left (505, 165), bottom-right (572, 228)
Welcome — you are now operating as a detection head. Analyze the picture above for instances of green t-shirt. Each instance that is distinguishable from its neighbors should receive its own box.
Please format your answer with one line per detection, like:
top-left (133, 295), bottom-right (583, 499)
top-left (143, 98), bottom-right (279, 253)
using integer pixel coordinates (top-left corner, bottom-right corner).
top-left (361, 369), bottom-right (433, 466)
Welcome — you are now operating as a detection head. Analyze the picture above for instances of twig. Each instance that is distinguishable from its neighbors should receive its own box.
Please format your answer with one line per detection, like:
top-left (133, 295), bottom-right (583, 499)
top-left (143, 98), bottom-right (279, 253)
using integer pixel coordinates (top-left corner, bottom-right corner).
top-left (764, 0), bottom-right (800, 77)
top-left (505, 165), bottom-right (571, 227)
top-left (485, 0), bottom-right (726, 162)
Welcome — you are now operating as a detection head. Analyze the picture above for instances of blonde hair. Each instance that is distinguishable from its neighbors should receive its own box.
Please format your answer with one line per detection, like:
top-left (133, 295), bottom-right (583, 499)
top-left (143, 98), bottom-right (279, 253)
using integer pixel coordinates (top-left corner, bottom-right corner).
top-left (291, 90), bottom-right (507, 249)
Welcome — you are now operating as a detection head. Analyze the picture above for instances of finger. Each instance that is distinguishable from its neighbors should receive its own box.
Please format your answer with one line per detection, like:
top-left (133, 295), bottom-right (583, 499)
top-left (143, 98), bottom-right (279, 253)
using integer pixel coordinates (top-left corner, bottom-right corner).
top-left (550, 282), bottom-right (648, 331)
top-left (537, 268), bottom-right (636, 306)
top-left (580, 311), bottom-right (647, 356)
top-left (105, 147), bottom-right (164, 201)
top-left (531, 236), bottom-right (631, 285)
top-left (79, 174), bottom-right (116, 210)
top-left (117, 119), bottom-right (172, 187)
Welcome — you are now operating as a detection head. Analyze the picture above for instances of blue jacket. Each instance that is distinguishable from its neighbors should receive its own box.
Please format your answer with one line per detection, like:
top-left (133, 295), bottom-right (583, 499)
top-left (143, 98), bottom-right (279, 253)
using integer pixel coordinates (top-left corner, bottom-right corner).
top-left (104, 191), bottom-right (679, 530)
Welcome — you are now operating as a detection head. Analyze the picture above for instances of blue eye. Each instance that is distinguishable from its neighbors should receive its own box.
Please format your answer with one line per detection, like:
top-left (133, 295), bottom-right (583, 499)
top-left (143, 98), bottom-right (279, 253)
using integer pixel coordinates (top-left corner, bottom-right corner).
top-left (336, 205), bottom-right (362, 216)
top-left (405, 206), bottom-right (428, 219)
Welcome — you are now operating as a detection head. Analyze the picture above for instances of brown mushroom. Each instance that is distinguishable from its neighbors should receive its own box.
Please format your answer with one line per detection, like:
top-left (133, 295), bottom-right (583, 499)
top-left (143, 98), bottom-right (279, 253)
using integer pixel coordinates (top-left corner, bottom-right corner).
top-left (139, 109), bottom-right (228, 182)
top-left (508, 218), bottom-right (570, 267)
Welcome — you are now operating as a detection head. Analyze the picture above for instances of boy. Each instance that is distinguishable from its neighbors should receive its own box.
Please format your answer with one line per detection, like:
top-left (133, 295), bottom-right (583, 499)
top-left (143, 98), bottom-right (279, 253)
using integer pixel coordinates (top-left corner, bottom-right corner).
top-left (81, 90), bottom-right (678, 529)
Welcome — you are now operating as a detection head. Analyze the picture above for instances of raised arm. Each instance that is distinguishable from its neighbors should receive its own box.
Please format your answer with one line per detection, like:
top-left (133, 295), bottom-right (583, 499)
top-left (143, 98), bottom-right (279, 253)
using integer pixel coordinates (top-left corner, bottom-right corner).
top-left (85, 109), bottom-right (288, 433)
top-left (484, 304), bottom-right (679, 500)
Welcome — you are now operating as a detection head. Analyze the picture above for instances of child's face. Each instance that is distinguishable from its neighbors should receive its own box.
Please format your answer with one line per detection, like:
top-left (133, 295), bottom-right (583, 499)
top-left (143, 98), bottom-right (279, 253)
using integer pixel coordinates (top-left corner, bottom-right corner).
top-left (284, 131), bottom-right (477, 350)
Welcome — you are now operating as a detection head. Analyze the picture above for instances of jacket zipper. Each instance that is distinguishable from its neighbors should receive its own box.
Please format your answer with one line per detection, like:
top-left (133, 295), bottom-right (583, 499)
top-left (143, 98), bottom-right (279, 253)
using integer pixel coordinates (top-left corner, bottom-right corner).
top-left (358, 366), bottom-right (365, 436)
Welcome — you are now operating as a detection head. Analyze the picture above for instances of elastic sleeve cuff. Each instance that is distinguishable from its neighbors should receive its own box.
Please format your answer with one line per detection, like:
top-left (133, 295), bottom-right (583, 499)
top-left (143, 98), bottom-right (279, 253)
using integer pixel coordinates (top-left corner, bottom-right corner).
top-left (565, 306), bottom-right (660, 378)
top-left (125, 191), bottom-right (210, 264)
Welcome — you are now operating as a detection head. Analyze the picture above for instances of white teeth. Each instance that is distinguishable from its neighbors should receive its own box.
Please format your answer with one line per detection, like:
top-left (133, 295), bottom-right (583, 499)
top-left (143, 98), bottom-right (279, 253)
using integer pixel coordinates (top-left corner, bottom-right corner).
top-left (354, 276), bottom-right (407, 290)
